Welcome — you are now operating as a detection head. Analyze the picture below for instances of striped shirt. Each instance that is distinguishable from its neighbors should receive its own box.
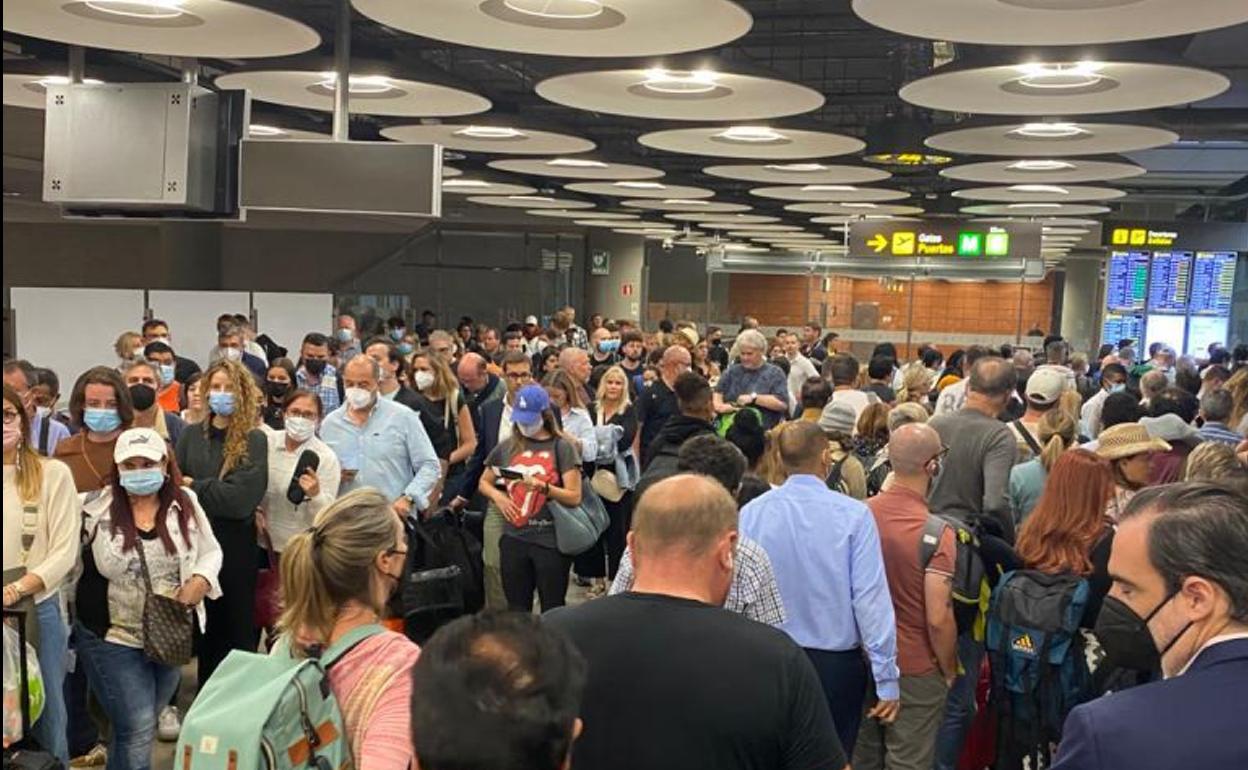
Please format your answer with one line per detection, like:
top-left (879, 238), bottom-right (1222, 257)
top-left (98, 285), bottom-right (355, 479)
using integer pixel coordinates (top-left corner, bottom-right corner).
top-left (1198, 422), bottom-right (1242, 446)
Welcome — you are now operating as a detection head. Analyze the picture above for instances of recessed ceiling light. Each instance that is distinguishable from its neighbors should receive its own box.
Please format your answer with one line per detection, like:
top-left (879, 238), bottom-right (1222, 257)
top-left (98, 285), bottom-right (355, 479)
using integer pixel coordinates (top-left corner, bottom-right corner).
top-left (764, 163), bottom-right (827, 172)
top-left (315, 73), bottom-right (395, 94)
top-left (841, 202), bottom-right (877, 209)
top-left (615, 181), bottom-right (666, 189)
top-left (456, 126), bottom-right (526, 140)
top-left (1011, 122), bottom-right (1088, 139)
top-left (443, 179), bottom-right (493, 188)
top-left (547, 158), bottom-right (607, 168)
top-left (1008, 160), bottom-right (1077, 171)
top-left (800, 185), bottom-right (857, 192)
top-left (716, 126), bottom-right (787, 143)
top-left (33, 76), bottom-right (103, 88)
top-left (248, 125), bottom-right (288, 137)
top-left (667, 199), bottom-right (709, 205)
top-left (1013, 61), bottom-right (1106, 90)
top-left (83, 0), bottom-right (184, 20)
top-left (1009, 184), bottom-right (1070, 194)
top-left (509, 195), bottom-right (555, 202)
top-left (503, 0), bottom-right (604, 20)
top-left (1007, 203), bottom-right (1062, 209)
top-left (641, 68), bottom-right (719, 95)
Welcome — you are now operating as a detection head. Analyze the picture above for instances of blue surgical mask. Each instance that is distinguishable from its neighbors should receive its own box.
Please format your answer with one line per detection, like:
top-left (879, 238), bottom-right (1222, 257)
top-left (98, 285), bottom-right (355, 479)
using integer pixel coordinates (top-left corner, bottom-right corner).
top-left (336, 328), bottom-right (354, 343)
top-left (390, 328), bottom-right (405, 342)
top-left (83, 408), bottom-right (122, 434)
top-left (398, 342), bottom-right (415, 356)
top-left (1110, 383), bottom-right (1126, 394)
top-left (209, 391), bottom-right (237, 416)
top-left (599, 339), bottom-right (620, 354)
top-left (119, 468), bottom-right (165, 497)
top-left (158, 363), bottom-right (176, 387)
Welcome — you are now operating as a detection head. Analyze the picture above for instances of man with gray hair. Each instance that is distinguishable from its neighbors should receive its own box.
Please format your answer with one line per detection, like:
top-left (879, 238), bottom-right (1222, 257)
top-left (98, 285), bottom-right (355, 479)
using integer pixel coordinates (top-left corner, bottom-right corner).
top-left (1051, 483), bottom-right (1248, 770)
top-left (321, 354), bottom-right (441, 517)
top-left (548, 474), bottom-right (847, 770)
top-left (713, 328), bottom-right (791, 428)
top-left (558, 346), bottom-right (595, 406)
top-left (1197, 389), bottom-right (1241, 445)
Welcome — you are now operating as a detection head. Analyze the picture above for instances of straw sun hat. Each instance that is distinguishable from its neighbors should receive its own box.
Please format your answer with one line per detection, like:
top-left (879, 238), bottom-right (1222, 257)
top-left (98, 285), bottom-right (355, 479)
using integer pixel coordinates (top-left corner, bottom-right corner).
top-left (1096, 423), bottom-right (1172, 461)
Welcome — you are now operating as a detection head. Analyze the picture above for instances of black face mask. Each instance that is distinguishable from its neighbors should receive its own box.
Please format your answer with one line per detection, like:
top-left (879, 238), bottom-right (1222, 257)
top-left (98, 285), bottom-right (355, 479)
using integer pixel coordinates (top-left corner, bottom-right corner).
top-left (128, 384), bottom-right (156, 411)
top-left (266, 380), bottom-right (290, 400)
top-left (304, 359), bottom-right (327, 376)
top-left (711, 338), bottom-right (722, 347)
top-left (1094, 589), bottom-right (1191, 673)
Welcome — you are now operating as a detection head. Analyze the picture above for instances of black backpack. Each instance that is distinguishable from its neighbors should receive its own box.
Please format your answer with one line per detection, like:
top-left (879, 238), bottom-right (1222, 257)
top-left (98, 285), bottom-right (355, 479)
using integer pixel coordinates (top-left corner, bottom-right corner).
top-left (398, 509), bottom-right (484, 644)
top-left (825, 457), bottom-right (850, 495)
top-left (920, 516), bottom-right (989, 637)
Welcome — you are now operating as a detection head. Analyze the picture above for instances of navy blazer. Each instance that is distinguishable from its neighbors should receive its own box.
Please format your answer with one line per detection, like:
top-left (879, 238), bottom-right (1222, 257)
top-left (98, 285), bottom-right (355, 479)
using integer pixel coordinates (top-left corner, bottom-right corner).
top-left (457, 397), bottom-right (506, 503)
top-left (1051, 638), bottom-right (1248, 770)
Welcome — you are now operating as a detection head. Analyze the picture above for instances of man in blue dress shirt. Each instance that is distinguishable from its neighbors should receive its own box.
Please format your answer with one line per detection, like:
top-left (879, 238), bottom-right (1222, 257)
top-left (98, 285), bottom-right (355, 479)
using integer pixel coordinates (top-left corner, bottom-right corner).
top-left (321, 355), bottom-right (440, 518)
top-left (739, 420), bottom-right (899, 755)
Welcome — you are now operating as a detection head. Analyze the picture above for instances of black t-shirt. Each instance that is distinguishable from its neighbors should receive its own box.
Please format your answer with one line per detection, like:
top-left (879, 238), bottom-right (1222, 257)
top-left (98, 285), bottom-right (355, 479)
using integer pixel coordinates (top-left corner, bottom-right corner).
top-left (545, 593), bottom-right (846, 770)
top-left (636, 379), bottom-right (678, 453)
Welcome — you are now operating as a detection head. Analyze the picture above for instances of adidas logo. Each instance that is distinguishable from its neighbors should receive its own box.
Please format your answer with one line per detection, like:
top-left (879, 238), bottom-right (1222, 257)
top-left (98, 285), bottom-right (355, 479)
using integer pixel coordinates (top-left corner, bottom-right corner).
top-left (1011, 633), bottom-right (1037, 656)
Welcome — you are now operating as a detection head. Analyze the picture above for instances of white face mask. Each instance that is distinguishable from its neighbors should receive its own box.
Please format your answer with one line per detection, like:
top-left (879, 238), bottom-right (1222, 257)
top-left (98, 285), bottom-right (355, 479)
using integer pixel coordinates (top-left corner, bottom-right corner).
top-left (516, 420), bottom-right (544, 438)
top-left (345, 386), bottom-right (375, 410)
top-left (221, 347), bottom-right (243, 363)
top-left (284, 416), bottom-right (316, 443)
top-left (413, 371), bottom-right (436, 391)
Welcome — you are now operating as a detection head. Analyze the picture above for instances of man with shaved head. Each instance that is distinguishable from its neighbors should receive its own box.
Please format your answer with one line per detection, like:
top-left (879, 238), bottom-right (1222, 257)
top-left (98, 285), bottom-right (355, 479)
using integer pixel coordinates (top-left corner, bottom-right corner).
top-left (858, 423), bottom-right (959, 770)
top-left (547, 475), bottom-right (847, 770)
top-left (740, 420), bottom-right (899, 755)
top-left (458, 351), bottom-right (506, 412)
top-left (636, 344), bottom-right (692, 454)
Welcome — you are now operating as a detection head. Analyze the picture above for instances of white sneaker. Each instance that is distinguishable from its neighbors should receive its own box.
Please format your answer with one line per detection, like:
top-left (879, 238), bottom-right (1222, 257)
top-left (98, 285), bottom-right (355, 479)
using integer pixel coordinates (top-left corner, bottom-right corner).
top-left (157, 705), bottom-right (182, 742)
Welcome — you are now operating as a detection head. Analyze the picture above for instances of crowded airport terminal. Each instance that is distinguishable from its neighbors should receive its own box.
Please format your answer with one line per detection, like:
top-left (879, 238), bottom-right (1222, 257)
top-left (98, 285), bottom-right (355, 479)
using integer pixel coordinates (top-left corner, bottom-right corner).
top-left (3, 1), bottom-right (1248, 769)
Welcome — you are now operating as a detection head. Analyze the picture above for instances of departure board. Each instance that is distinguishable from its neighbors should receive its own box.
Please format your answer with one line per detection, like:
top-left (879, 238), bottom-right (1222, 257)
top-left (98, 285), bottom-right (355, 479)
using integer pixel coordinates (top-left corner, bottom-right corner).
top-left (1146, 251), bottom-right (1192, 313)
top-left (1106, 251), bottom-right (1148, 311)
top-left (1102, 313), bottom-right (1145, 347)
top-left (1189, 251), bottom-right (1237, 316)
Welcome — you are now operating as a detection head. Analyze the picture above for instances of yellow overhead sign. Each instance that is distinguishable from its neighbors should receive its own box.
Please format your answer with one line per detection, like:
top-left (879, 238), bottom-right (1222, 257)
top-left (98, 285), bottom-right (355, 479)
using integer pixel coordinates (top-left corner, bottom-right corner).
top-left (1111, 227), bottom-right (1178, 247)
top-left (850, 220), bottom-right (1040, 259)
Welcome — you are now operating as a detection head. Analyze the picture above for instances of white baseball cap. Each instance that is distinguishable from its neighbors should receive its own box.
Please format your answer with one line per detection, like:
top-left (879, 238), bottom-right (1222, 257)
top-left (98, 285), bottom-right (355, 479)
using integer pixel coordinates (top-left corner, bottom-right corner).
top-left (1025, 367), bottom-right (1067, 406)
top-left (524, 315), bottom-right (539, 326)
top-left (113, 427), bottom-right (168, 464)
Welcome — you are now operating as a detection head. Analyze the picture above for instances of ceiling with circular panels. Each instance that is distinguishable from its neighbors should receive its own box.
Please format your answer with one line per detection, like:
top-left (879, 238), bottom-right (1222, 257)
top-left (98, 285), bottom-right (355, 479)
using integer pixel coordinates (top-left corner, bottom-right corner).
top-left (952, 185), bottom-right (1126, 203)
top-left (925, 121), bottom-right (1180, 157)
top-left (851, 0), bottom-right (1248, 46)
top-left (442, 179), bottom-right (537, 196)
top-left (487, 158), bottom-right (663, 180)
top-left (960, 203), bottom-right (1114, 216)
top-left (812, 215), bottom-right (920, 225)
top-left (749, 185), bottom-right (910, 203)
top-left (214, 71), bottom-right (491, 117)
top-left (900, 61), bottom-right (1229, 116)
top-left (469, 195), bottom-right (594, 209)
top-left (3, 73), bottom-right (104, 110)
top-left (639, 127), bottom-right (866, 160)
top-left (621, 199), bottom-right (752, 213)
top-left (702, 163), bottom-right (892, 185)
top-left (247, 124), bottom-right (329, 141)
top-left (351, 0), bottom-right (752, 58)
top-left (666, 213), bottom-right (780, 225)
top-left (712, 224), bottom-right (803, 233)
top-left (526, 209), bottom-right (638, 220)
top-left (786, 202), bottom-right (926, 216)
top-left (3, 0), bottom-right (319, 58)
top-left (535, 68), bottom-right (824, 122)
top-left (563, 181), bottom-right (714, 199)
top-left (380, 124), bottom-right (594, 155)
top-left (940, 158), bottom-right (1146, 184)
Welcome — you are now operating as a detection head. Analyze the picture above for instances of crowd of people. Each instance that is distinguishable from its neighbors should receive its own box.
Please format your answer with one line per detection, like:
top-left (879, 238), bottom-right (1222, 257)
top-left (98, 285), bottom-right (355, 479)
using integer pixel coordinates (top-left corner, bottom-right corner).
top-left (3, 304), bottom-right (1247, 770)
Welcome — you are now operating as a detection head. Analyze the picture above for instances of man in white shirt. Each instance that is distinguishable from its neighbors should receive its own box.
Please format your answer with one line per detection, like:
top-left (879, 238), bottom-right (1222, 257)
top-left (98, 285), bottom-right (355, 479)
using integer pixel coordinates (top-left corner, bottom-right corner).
top-left (825, 353), bottom-right (874, 424)
top-left (934, 345), bottom-right (992, 418)
top-left (782, 331), bottom-right (820, 414)
top-left (1082, 363), bottom-right (1128, 438)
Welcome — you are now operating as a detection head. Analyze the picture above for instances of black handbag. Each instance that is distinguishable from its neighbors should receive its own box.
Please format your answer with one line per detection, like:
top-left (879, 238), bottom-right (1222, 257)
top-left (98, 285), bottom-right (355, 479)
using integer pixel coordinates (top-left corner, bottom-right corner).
top-left (135, 541), bottom-right (194, 667)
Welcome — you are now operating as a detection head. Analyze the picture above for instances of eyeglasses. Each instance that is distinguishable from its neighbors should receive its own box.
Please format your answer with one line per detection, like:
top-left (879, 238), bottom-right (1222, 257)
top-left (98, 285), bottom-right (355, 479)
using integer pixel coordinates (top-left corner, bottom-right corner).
top-left (504, 371), bottom-right (533, 382)
top-left (2, 409), bottom-right (20, 425)
top-left (928, 446), bottom-right (950, 465)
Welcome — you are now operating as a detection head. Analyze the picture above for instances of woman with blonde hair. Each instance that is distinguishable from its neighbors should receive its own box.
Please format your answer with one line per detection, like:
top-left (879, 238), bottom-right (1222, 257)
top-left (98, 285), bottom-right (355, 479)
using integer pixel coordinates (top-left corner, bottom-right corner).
top-left (577, 366), bottom-right (639, 594)
top-left (1183, 441), bottom-right (1248, 493)
top-left (1225, 367), bottom-right (1248, 429)
top-left (279, 488), bottom-right (419, 770)
top-left (1009, 407), bottom-right (1078, 523)
top-left (174, 358), bottom-right (268, 686)
top-left (114, 330), bottom-right (144, 369)
top-left (897, 363), bottom-right (933, 406)
top-left (410, 347), bottom-right (477, 502)
top-left (2, 384), bottom-right (79, 762)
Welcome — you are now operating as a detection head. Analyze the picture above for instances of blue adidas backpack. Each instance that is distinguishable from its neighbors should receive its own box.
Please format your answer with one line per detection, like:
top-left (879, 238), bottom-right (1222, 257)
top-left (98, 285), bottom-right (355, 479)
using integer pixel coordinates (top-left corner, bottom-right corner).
top-left (176, 624), bottom-right (383, 770)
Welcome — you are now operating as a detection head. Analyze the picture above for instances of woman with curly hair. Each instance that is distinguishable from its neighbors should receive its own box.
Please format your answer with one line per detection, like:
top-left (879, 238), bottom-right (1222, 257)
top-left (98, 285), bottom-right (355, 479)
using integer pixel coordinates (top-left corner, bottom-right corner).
top-left (174, 358), bottom-right (268, 686)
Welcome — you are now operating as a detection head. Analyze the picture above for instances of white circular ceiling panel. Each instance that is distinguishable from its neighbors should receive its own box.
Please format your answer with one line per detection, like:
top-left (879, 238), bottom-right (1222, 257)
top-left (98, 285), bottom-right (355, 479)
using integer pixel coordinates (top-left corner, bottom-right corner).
top-left (469, 195), bottom-right (595, 209)
top-left (749, 185), bottom-right (910, 203)
top-left (442, 179), bottom-right (537, 196)
top-left (786, 203), bottom-right (926, 216)
top-left (535, 68), bottom-right (824, 121)
top-left (215, 71), bottom-right (490, 117)
top-left (926, 121), bottom-right (1178, 157)
top-left (941, 158), bottom-right (1145, 184)
top-left (812, 215), bottom-right (920, 225)
top-left (381, 123), bottom-right (594, 155)
top-left (703, 163), bottom-right (891, 185)
top-left (246, 124), bottom-right (329, 141)
top-left (563, 181), bottom-right (714, 199)
top-left (488, 158), bottom-right (663, 180)
top-left (851, 0), bottom-right (1248, 46)
top-left (526, 209), bottom-right (638, 220)
top-left (352, 0), bottom-right (753, 58)
top-left (952, 184), bottom-right (1126, 202)
top-left (665, 213), bottom-right (780, 224)
top-left (900, 61), bottom-right (1228, 116)
top-left (3, 0), bottom-right (319, 58)
top-left (3, 73), bottom-right (106, 109)
top-left (960, 203), bottom-right (1113, 216)
top-left (712, 224), bottom-right (804, 233)
top-left (639, 126), bottom-right (865, 159)
top-left (621, 199), bottom-right (752, 213)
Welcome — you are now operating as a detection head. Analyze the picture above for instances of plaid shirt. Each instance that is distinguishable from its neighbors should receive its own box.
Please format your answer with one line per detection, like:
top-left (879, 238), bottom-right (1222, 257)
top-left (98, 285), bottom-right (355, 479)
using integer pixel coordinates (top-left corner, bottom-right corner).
top-left (565, 324), bottom-right (590, 351)
top-left (610, 535), bottom-right (786, 626)
top-left (297, 363), bottom-right (341, 413)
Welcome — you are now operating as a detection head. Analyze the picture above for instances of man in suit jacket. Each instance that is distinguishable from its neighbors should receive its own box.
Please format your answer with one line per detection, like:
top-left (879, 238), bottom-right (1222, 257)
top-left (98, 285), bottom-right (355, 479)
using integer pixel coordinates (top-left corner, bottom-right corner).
top-left (1052, 482), bottom-right (1248, 770)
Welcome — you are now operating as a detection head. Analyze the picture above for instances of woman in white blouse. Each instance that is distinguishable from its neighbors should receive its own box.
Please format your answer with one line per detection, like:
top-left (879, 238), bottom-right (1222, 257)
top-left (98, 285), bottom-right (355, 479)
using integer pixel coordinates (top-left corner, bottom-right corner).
top-left (541, 370), bottom-right (598, 464)
top-left (259, 388), bottom-right (341, 554)
top-left (2, 384), bottom-right (79, 763)
top-left (76, 427), bottom-right (222, 770)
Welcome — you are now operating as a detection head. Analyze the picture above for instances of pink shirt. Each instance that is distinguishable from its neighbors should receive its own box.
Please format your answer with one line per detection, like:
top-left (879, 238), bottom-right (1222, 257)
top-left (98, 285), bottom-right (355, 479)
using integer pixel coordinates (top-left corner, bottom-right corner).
top-left (327, 630), bottom-right (421, 770)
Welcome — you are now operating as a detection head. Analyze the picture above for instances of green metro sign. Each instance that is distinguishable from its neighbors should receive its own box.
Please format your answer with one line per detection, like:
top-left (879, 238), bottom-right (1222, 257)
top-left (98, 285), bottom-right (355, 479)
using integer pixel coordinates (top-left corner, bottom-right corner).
top-left (957, 232), bottom-right (983, 256)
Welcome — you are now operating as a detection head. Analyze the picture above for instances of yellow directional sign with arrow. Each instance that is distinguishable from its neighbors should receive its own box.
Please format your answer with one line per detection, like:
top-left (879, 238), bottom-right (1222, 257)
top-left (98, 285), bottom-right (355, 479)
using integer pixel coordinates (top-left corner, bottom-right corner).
top-left (867, 234), bottom-right (888, 253)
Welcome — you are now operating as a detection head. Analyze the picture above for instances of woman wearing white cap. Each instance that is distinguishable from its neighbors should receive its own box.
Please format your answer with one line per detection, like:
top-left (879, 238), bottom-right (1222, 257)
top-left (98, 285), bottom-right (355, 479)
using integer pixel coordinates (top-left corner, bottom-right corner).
top-left (76, 427), bottom-right (222, 770)
top-left (1095, 423), bottom-right (1171, 521)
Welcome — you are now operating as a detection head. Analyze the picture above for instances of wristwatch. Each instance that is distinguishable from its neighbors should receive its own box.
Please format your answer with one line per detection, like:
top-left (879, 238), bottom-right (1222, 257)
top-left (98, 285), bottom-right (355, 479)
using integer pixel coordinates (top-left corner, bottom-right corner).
top-left (749, 392), bottom-right (758, 404)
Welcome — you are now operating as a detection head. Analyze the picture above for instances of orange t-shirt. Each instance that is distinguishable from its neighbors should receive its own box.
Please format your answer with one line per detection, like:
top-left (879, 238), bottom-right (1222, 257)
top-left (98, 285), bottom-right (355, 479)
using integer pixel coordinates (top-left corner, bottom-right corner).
top-left (157, 382), bottom-right (182, 415)
top-left (868, 485), bottom-right (956, 677)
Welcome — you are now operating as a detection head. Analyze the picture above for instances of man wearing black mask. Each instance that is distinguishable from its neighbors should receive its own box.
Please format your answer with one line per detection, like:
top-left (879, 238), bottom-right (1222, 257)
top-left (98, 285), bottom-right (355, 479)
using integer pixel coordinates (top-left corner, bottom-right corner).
top-left (296, 332), bottom-right (341, 415)
top-left (121, 359), bottom-right (186, 448)
top-left (706, 326), bottom-right (729, 371)
top-left (1052, 483), bottom-right (1248, 770)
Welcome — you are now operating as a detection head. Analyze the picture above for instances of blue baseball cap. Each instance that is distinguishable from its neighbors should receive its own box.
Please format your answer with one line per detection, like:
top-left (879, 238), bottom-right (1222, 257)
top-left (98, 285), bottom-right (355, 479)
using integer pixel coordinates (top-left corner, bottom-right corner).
top-left (512, 384), bottom-right (550, 427)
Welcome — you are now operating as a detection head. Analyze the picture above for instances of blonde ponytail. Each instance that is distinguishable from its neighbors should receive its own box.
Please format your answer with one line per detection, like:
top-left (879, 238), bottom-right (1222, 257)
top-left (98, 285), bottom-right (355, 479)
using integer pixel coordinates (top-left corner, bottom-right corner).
top-left (1037, 408), bottom-right (1077, 472)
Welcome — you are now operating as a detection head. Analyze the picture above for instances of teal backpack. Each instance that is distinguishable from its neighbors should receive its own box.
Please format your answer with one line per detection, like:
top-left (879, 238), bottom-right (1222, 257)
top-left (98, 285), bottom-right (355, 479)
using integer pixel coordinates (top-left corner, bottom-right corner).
top-left (176, 624), bottom-right (383, 770)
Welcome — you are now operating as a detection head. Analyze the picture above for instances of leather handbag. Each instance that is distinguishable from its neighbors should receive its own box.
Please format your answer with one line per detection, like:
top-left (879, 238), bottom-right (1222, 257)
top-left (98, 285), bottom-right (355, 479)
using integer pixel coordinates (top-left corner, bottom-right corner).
top-left (253, 534), bottom-right (281, 631)
top-left (590, 468), bottom-right (625, 503)
top-left (549, 484), bottom-right (611, 556)
top-left (135, 542), bottom-right (194, 667)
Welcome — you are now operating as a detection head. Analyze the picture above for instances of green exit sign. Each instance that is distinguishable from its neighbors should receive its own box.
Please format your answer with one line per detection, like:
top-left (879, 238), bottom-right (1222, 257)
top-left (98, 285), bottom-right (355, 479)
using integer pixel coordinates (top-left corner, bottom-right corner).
top-left (985, 232), bottom-right (1010, 256)
top-left (957, 232), bottom-right (982, 256)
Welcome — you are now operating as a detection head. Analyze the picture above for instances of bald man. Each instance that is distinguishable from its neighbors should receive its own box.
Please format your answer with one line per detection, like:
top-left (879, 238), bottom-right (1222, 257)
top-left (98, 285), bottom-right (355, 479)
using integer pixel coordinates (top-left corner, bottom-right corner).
top-left (458, 352), bottom-right (506, 412)
top-left (740, 421), bottom-right (899, 754)
top-left (637, 345), bottom-right (693, 453)
top-left (858, 424), bottom-right (959, 770)
top-left (547, 475), bottom-right (847, 770)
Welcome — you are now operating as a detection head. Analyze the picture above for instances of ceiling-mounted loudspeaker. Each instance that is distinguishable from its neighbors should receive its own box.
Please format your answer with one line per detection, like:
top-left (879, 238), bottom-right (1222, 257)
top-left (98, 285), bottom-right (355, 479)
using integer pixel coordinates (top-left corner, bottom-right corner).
top-left (863, 119), bottom-right (952, 171)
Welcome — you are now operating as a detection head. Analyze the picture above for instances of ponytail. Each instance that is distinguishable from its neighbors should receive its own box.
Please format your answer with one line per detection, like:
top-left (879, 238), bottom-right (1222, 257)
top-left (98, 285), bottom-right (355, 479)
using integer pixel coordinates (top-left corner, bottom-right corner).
top-left (1036, 407), bottom-right (1077, 472)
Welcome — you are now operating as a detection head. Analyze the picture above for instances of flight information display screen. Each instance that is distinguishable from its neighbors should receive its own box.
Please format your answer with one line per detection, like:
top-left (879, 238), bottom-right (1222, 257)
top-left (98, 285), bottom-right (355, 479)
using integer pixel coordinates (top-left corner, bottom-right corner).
top-left (1102, 313), bottom-right (1145, 347)
top-left (1187, 316), bottom-right (1230, 357)
top-left (1106, 251), bottom-right (1148, 311)
top-left (1146, 251), bottom-right (1192, 313)
top-left (1144, 314), bottom-right (1188, 356)
top-left (1189, 251), bottom-right (1237, 316)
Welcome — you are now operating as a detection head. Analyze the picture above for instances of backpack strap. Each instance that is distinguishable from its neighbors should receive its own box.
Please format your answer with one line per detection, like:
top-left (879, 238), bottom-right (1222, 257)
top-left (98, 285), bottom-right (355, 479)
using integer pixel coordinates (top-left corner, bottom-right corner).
top-left (1013, 419), bottom-right (1043, 457)
top-left (825, 457), bottom-right (846, 491)
top-left (919, 516), bottom-right (948, 571)
top-left (37, 414), bottom-right (51, 455)
top-left (320, 623), bottom-right (386, 669)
